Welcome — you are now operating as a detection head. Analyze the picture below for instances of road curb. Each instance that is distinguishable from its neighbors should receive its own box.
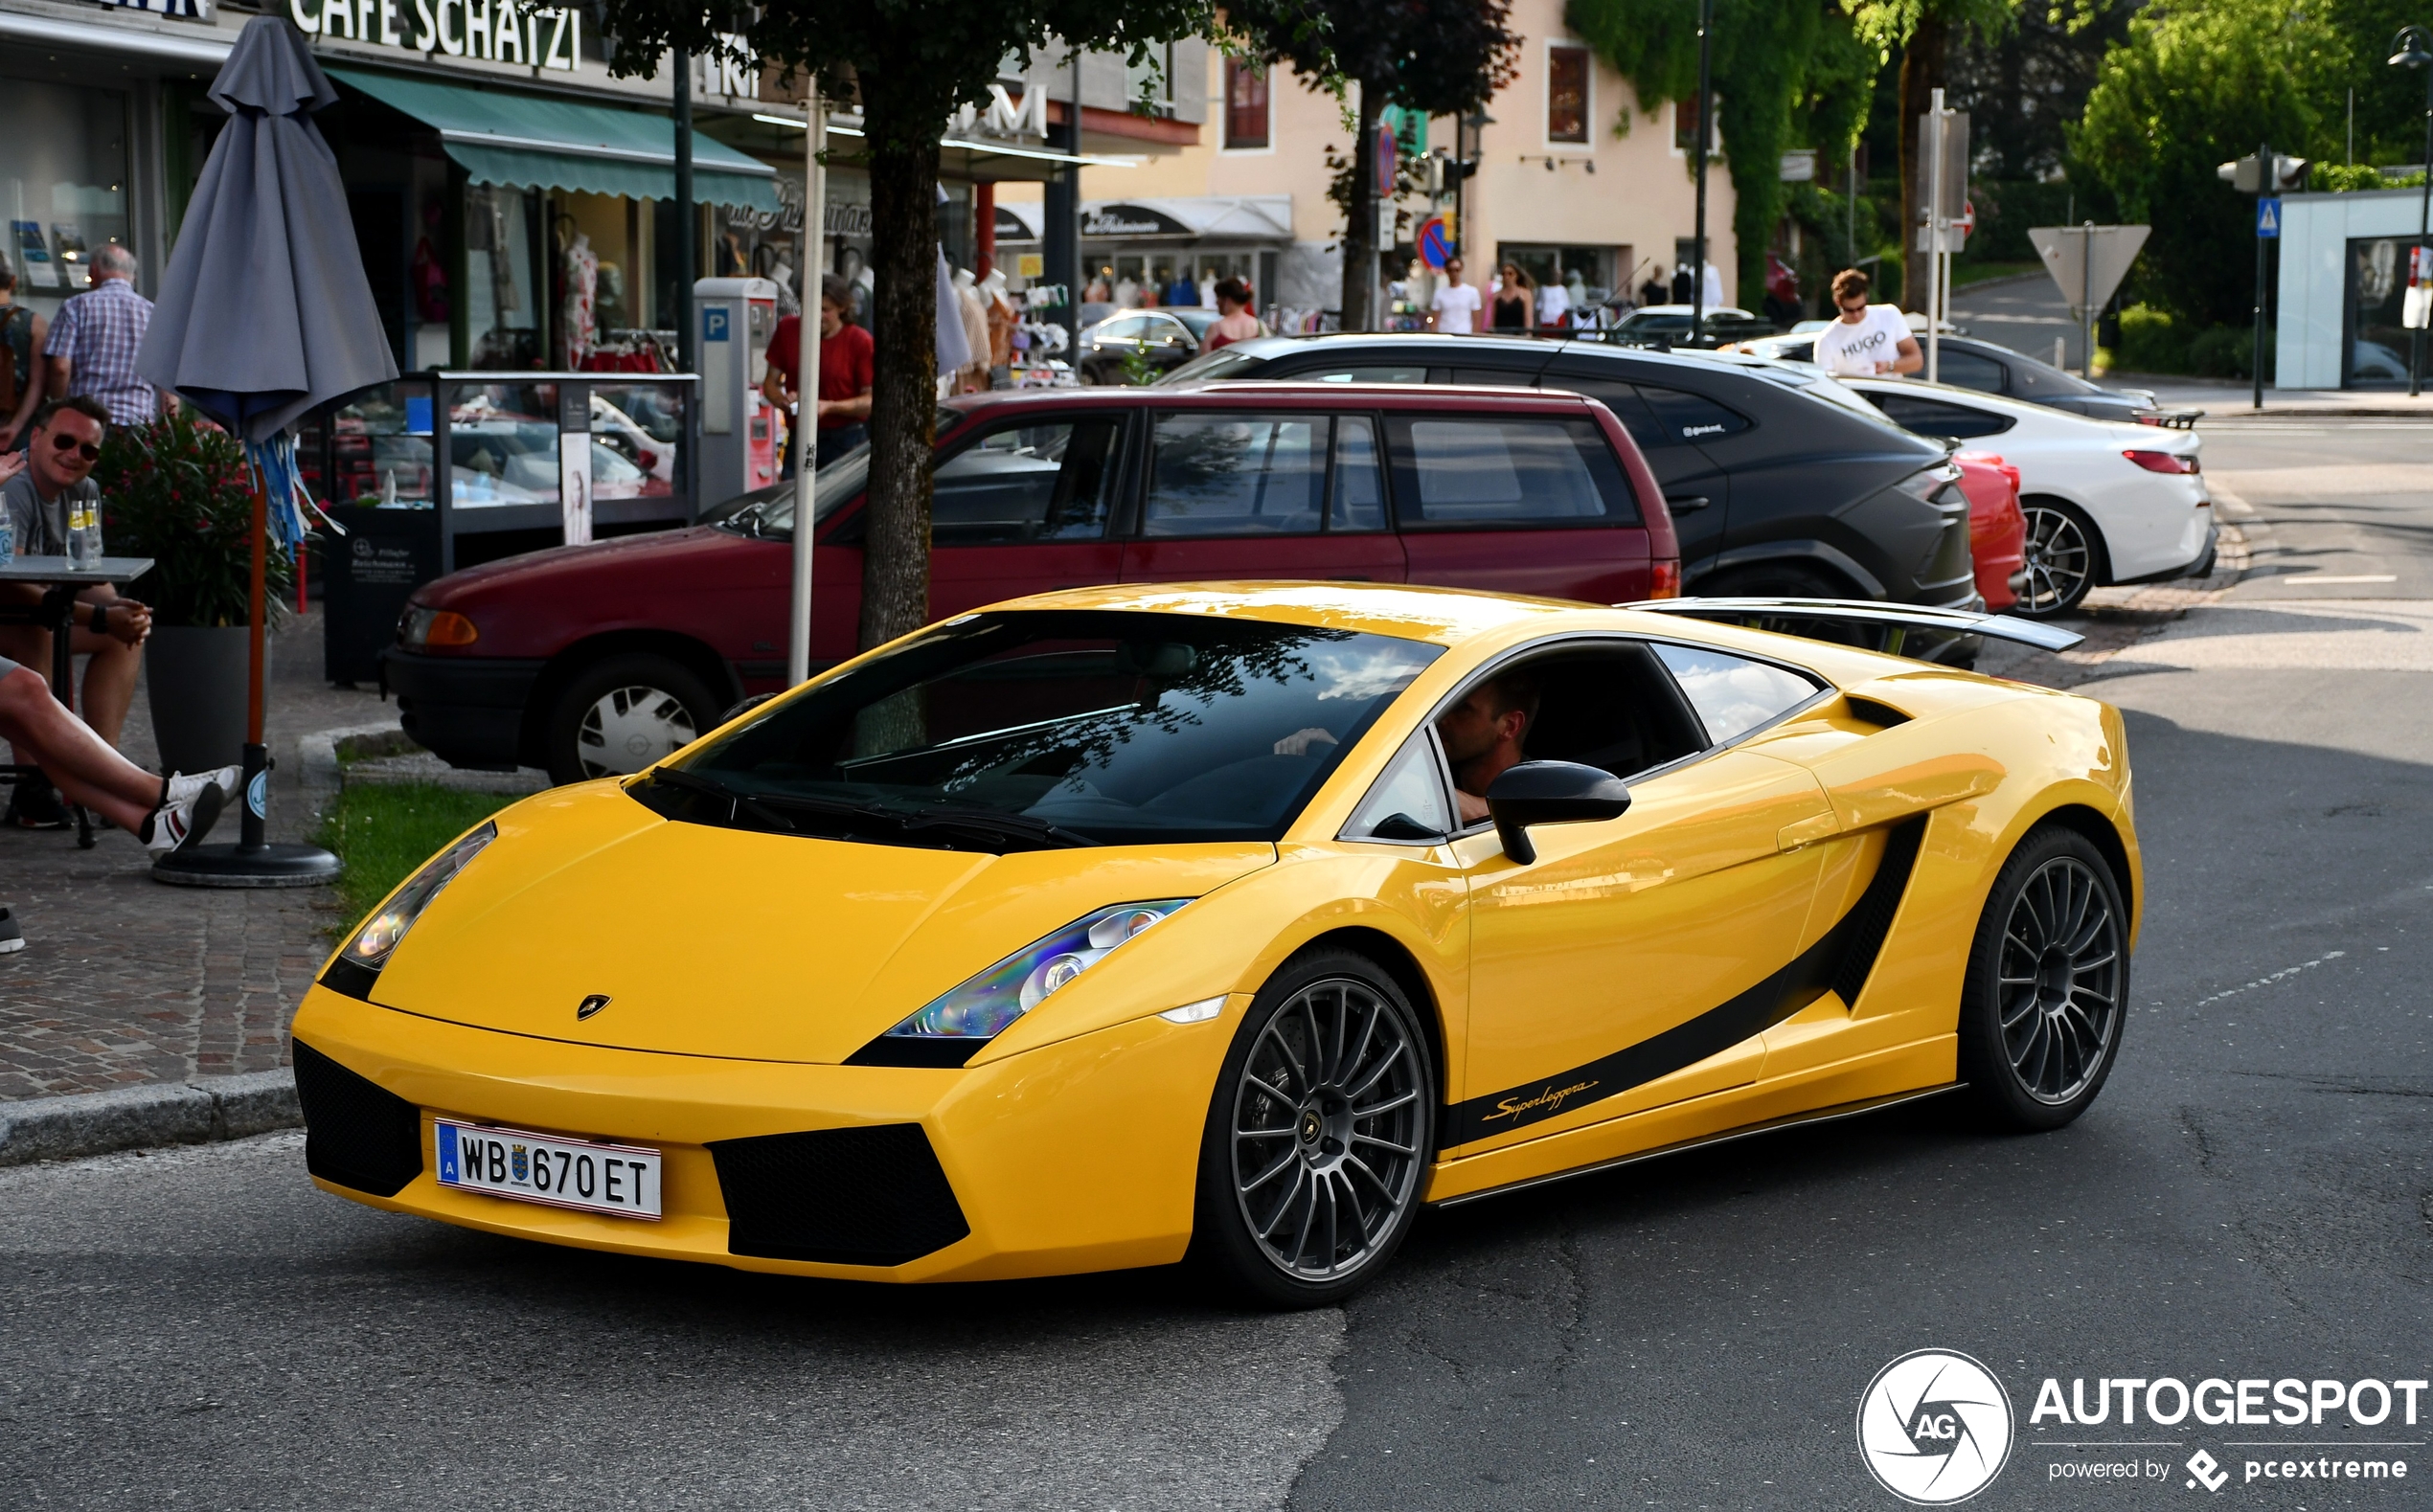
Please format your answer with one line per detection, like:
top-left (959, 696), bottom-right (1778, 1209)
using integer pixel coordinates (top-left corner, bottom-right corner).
top-left (0, 1069), bottom-right (300, 1167)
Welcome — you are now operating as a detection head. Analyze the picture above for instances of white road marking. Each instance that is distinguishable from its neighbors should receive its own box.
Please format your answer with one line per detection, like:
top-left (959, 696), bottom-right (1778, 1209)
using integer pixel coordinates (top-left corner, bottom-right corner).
top-left (2279, 575), bottom-right (2399, 584)
top-left (2191, 951), bottom-right (2347, 1009)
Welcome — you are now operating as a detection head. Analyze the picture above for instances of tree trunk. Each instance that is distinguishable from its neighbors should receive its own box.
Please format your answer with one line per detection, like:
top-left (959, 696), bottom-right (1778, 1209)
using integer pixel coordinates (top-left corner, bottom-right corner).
top-left (1896, 16), bottom-right (1948, 313)
top-left (857, 80), bottom-right (942, 651)
top-left (1338, 83), bottom-right (1384, 332)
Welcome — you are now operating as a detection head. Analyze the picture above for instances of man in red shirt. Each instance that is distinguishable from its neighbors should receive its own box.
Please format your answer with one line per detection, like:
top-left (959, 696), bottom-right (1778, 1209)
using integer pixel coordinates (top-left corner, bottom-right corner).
top-left (762, 273), bottom-right (875, 470)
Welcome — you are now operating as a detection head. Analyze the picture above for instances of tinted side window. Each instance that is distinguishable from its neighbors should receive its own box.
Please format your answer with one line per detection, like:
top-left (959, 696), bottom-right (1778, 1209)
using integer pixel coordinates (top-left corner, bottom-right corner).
top-left (931, 419), bottom-right (1123, 546)
top-left (1097, 316), bottom-right (1150, 342)
top-left (1144, 413), bottom-right (1329, 536)
top-left (1542, 372), bottom-right (1670, 452)
top-left (1935, 349), bottom-right (2008, 394)
top-left (1282, 361), bottom-right (1430, 384)
top-left (1870, 392), bottom-right (2016, 440)
top-left (1330, 416), bottom-right (1388, 531)
top-left (1652, 643), bottom-right (1821, 744)
top-left (1634, 385), bottom-right (1753, 442)
top-left (1387, 417), bottom-right (1638, 530)
top-left (1449, 366), bottom-right (1539, 388)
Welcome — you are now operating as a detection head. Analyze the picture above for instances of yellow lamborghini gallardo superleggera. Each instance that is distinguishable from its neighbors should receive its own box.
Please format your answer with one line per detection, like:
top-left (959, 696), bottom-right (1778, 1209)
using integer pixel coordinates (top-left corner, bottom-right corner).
top-left (292, 583), bottom-right (2137, 1305)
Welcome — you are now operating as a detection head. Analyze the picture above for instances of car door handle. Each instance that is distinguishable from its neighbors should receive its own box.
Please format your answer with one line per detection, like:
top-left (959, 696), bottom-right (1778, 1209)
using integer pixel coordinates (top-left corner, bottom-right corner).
top-left (1668, 495), bottom-right (1712, 512)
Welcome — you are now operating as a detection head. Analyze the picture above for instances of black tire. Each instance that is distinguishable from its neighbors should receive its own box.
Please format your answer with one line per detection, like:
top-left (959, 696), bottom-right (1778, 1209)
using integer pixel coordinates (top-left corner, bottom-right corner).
top-left (1191, 948), bottom-right (1436, 1308)
top-left (543, 653), bottom-right (724, 786)
top-left (2016, 498), bottom-right (2108, 617)
top-left (1957, 825), bottom-right (2128, 1131)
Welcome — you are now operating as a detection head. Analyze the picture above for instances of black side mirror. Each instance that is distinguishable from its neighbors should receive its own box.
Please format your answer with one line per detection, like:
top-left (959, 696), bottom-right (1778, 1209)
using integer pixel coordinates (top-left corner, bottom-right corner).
top-left (1486, 760), bottom-right (1632, 865)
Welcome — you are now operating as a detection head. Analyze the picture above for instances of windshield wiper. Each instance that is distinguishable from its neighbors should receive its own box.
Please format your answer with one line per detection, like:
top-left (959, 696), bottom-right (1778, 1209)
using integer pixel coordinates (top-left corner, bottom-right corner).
top-left (641, 765), bottom-right (799, 833)
top-left (897, 807), bottom-right (1097, 851)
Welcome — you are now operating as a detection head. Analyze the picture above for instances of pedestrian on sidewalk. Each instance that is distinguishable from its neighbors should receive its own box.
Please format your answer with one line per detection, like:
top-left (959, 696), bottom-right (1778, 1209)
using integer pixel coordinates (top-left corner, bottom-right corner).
top-left (0, 398), bottom-right (153, 828)
top-left (1429, 259), bottom-right (1482, 335)
top-left (1198, 279), bottom-right (1263, 354)
top-left (762, 274), bottom-right (875, 471)
top-left (42, 244), bottom-right (159, 428)
top-left (0, 258), bottom-right (46, 451)
top-left (1813, 268), bottom-right (1922, 378)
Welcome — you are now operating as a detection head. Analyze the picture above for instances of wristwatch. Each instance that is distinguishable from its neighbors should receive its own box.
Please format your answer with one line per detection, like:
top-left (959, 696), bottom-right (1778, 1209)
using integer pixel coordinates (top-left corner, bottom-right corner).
top-left (90, 602), bottom-right (110, 635)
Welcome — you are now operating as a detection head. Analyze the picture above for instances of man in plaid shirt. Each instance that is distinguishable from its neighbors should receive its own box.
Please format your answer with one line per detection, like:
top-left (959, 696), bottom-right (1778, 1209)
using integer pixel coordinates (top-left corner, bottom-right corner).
top-left (42, 244), bottom-right (157, 427)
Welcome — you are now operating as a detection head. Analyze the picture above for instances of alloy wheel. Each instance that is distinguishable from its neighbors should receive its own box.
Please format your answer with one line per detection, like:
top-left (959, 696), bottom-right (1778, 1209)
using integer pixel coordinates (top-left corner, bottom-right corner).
top-left (1994, 856), bottom-right (2122, 1104)
top-left (2017, 506), bottom-right (2094, 616)
top-left (1230, 978), bottom-right (1425, 1281)
top-left (576, 685), bottom-right (698, 778)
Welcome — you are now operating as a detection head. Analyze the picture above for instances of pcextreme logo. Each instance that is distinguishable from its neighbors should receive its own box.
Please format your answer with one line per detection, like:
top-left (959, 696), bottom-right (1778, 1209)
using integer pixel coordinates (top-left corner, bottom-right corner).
top-left (1858, 1349), bottom-right (2017, 1504)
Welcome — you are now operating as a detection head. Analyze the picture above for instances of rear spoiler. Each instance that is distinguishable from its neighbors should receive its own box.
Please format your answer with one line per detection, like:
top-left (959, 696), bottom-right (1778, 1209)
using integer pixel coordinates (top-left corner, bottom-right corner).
top-left (1615, 597), bottom-right (2084, 654)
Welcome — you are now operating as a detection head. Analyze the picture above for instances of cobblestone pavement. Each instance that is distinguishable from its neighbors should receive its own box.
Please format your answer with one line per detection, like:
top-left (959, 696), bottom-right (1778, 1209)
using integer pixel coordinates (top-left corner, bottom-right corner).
top-left (0, 610), bottom-right (393, 1100)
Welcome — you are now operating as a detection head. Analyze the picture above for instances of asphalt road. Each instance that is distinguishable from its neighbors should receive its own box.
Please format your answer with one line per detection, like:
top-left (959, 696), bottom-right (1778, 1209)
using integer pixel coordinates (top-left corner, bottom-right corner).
top-left (4, 423), bottom-right (2429, 1511)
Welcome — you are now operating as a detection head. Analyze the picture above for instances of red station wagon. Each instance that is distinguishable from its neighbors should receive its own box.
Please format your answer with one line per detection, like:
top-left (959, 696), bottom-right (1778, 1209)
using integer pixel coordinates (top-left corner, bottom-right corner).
top-left (387, 383), bottom-right (1680, 784)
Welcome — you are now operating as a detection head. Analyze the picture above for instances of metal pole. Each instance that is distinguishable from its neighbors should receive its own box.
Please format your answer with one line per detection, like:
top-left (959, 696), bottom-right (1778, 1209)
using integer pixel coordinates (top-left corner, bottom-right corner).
top-left (1926, 88), bottom-right (1944, 384)
top-left (788, 88), bottom-right (826, 686)
top-left (674, 49), bottom-right (695, 372)
top-left (2081, 222), bottom-right (2095, 380)
top-left (2254, 139), bottom-right (2268, 411)
top-left (1042, 45), bottom-right (1080, 352)
top-left (240, 468), bottom-right (266, 853)
top-left (1690, 0), bottom-right (1712, 343)
top-left (2414, 70), bottom-right (2431, 397)
top-left (1846, 140), bottom-right (1857, 285)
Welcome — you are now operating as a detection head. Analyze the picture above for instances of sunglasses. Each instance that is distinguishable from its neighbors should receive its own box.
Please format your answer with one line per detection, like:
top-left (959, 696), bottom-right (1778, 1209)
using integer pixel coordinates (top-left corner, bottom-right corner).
top-left (49, 433), bottom-right (100, 462)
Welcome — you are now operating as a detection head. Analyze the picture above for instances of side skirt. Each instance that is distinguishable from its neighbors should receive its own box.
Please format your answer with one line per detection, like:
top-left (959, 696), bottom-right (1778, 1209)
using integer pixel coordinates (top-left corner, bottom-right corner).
top-left (1428, 1080), bottom-right (1966, 1209)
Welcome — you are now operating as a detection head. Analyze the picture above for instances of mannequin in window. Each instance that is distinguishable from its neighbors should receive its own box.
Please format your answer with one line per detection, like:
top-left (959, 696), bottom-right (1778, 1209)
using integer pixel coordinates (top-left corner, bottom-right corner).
top-left (1434, 670), bottom-right (1540, 822)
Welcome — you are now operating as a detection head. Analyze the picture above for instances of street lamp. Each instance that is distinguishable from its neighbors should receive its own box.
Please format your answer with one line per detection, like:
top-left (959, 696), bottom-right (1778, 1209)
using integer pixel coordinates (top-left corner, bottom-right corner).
top-left (2391, 24), bottom-right (2433, 397)
top-left (1689, 0), bottom-right (1715, 344)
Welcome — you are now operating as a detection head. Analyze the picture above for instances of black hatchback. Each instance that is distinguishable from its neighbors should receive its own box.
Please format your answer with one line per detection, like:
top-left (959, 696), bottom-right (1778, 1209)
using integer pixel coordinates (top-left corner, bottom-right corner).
top-left (1165, 332), bottom-right (1979, 614)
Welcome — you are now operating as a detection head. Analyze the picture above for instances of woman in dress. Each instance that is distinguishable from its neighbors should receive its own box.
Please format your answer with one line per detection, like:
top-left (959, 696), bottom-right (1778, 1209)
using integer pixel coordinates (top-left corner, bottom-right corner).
top-left (1490, 264), bottom-right (1534, 333)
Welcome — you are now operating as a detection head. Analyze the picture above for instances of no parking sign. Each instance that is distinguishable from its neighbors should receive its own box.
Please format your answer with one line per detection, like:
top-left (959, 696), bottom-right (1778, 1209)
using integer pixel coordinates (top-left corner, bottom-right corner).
top-left (1417, 216), bottom-right (1454, 269)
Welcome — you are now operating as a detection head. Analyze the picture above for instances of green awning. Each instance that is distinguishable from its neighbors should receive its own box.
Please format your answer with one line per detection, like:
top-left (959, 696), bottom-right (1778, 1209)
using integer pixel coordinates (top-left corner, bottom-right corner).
top-left (329, 67), bottom-right (780, 213)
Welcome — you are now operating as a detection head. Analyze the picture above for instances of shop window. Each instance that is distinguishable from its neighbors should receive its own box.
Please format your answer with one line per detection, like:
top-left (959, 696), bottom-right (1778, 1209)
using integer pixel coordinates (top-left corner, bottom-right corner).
top-left (466, 185), bottom-right (540, 370)
top-left (0, 77), bottom-right (131, 318)
top-left (1225, 59), bottom-right (1270, 150)
top-left (1547, 45), bottom-right (1590, 146)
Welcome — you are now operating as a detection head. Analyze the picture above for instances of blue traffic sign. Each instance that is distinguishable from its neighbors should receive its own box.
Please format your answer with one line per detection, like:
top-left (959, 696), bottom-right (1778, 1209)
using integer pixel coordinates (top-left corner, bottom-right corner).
top-left (2257, 197), bottom-right (2281, 238)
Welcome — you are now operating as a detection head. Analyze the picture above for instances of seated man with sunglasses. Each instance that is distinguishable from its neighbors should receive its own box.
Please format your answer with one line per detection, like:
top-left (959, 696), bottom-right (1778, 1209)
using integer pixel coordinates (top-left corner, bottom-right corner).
top-left (0, 396), bottom-right (152, 829)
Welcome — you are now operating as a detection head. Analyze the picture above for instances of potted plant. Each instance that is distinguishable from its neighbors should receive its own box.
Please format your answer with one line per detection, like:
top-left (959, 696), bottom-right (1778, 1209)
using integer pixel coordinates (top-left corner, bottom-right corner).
top-left (97, 412), bottom-right (295, 775)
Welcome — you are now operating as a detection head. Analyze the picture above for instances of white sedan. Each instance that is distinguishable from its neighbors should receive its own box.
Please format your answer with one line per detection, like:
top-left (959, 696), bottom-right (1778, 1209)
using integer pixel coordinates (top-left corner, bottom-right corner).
top-left (1839, 377), bottom-right (2215, 615)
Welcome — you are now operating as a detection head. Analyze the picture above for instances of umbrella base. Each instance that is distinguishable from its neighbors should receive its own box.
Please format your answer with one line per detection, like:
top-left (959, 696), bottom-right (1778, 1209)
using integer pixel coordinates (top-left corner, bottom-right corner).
top-left (153, 842), bottom-right (342, 889)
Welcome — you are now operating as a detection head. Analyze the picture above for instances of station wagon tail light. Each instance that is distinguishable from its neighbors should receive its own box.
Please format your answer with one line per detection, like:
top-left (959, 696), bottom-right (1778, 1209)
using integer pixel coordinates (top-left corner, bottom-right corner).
top-left (2123, 449), bottom-right (2198, 475)
top-left (1649, 559), bottom-right (1682, 598)
top-left (340, 823), bottom-right (497, 970)
top-left (882, 899), bottom-right (1193, 1040)
top-left (401, 606), bottom-right (480, 647)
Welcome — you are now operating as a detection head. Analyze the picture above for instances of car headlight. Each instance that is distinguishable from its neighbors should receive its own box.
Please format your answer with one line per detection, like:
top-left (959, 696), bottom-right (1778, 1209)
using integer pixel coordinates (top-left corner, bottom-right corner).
top-left (339, 822), bottom-right (497, 971)
top-left (881, 899), bottom-right (1192, 1041)
top-left (400, 605), bottom-right (480, 647)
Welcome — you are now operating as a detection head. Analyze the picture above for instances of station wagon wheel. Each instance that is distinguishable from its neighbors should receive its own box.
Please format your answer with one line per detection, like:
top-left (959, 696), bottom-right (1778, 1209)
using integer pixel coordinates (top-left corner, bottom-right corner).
top-left (1194, 950), bottom-right (1434, 1307)
top-left (1958, 827), bottom-right (2127, 1130)
top-left (2016, 501), bottom-right (2102, 616)
top-left (544, 653), bottom-right (722, 786)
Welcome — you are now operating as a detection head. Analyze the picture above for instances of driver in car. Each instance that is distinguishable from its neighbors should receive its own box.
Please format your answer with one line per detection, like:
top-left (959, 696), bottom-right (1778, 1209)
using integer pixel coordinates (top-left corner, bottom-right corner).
top-left (1433, 672), bottom-right (1539, 823)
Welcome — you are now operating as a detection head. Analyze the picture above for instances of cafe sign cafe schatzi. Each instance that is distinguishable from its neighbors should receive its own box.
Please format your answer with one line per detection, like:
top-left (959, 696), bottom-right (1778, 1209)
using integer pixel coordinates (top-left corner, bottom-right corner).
top-left (286, 0), bottom-right (584, 71)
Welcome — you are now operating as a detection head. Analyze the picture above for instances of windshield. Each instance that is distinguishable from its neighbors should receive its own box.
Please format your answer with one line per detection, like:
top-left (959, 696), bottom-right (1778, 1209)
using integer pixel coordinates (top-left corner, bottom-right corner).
top-left (640, 610), bottom-right (1442, 848)
top-left (716, 447), bottom-right (872, 537)
top-left (1161, 347), bottom-right (1270, 385)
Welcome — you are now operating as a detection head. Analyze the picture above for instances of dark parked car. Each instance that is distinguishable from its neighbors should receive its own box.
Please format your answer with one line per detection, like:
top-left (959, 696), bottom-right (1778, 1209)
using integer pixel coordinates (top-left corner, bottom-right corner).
top-left (1165, 332), bottom-right (1977, 615)
top-left (1077, 307), bottom-right (1223, 384)
top-left (1737, 331), bottom-right (2196, 426)
top-left (387, 382), bottom-right (1676, 784)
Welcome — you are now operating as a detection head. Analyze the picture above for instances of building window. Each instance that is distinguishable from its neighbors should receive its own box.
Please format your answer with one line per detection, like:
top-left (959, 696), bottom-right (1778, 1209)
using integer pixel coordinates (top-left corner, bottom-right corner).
top-left (1547, 44), bottom-right (1589, 145)
top-left (1127, 42), bottom-right (1176, 116)
top-left (1673, 96), bottom-right (1716, 154)
top-left (1225, 58), bottom-right (1270, 149)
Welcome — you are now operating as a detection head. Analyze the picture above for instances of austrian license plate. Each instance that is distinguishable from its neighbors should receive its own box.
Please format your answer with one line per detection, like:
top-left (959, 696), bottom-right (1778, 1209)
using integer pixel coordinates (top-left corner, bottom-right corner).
top-left (435, 1119), bottom-right (663, 1221)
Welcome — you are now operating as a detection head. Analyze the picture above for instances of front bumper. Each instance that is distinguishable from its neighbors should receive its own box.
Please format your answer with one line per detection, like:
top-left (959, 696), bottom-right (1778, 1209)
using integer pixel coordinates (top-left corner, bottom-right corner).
top-left (288, 984), bottom-right (1225, 1282)
top-left (383, 649), bottom-right (546, 771)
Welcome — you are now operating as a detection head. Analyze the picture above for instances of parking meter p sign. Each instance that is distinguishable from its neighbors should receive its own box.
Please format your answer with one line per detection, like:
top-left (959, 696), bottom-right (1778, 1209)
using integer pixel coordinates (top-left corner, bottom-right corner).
top-left (703, 305), bottom-right (731, 342)
top-left (2257, 197), bottom-right (2281, 238)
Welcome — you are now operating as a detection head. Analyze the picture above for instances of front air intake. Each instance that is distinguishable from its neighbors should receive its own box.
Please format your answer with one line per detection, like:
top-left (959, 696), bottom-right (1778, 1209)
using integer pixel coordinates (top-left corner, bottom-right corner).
top-left (292, 1039), bottom-right (424, 1197)
top-left (709, 1123), bottom-right (970, 1267)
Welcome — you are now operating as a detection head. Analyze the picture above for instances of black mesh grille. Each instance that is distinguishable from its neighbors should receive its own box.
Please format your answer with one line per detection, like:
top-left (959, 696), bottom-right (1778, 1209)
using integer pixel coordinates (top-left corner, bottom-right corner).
top-left (710, 1123), bottom-right (970, 1267)
top-left (1830, 817), bottom-right (1926, 1007)
top-left (292, 1039), bottom-right (424, 1197)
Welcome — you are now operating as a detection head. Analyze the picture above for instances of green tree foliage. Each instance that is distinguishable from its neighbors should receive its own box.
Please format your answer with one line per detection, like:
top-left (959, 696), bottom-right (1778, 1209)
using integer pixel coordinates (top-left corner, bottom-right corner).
top-left (590, 0), bottom-right (1326, 649)
top-left (2318, 0), bottom-right (2433, 168)
top-left (1843, 0), bottom-right (2018, 307)
top-left (1251, 0), bottom-right (1518, 329)
top-left (2074, 0), bottom-right (2342, 325)
top-left (1567, 0), bottom-right (1900, 303)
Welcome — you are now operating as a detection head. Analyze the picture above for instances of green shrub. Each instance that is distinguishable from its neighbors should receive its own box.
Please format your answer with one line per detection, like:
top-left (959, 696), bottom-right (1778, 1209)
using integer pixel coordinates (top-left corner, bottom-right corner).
top-left (2310, 163), bottom-right (2426, 192)
top-left (2113, 305), bottom-right (2192, 372)
top-left (96, 411), bottom-right (294, 629)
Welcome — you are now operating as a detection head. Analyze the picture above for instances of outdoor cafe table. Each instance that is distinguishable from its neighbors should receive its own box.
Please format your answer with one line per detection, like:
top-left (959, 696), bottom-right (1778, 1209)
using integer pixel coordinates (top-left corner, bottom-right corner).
top-left (0, 554), bottom-right (156, 847)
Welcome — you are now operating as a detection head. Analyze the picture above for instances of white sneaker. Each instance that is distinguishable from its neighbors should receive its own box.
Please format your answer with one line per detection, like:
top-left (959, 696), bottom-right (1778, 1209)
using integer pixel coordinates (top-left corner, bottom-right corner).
top-left (0, 904), bottom-right (21, 954)
top-left (142, 779), bottom-right (225, 853)
top-left (167, 765), bottom-right (241, 807)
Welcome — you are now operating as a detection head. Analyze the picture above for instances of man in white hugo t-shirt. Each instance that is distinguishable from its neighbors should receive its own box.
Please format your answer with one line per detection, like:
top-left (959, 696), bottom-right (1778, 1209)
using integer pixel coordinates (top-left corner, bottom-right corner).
top-left (1430, 258), bottom-right (1483, 334)
top-left (1812, 268), bottom-right (1922, 377)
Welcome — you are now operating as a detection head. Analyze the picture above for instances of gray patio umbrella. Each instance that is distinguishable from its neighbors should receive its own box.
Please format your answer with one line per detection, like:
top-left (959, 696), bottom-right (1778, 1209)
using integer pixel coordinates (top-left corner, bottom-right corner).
top-left (143, 14), bottom-right (398, 888)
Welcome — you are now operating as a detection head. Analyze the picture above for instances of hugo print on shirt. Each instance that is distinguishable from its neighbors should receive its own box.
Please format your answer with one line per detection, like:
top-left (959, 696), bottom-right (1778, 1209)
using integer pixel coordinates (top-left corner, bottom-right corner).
top-left (1814, 305), bottom-right (1911, 377)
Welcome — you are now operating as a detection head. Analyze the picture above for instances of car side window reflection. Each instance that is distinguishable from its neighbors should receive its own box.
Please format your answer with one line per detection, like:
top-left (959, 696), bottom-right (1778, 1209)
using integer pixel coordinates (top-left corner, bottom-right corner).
top-left (931, 419), bottom-right (1124, 546)
top-left (1146, 413), bottom-right (1330, 536)
top-left (1870, 393), bottom-right (2016, 440)
top-left (1651, 643), bottom-right (1822, 745)
top-left (1935, 349), bottom-right (2008, 394)
top-left (1343, 731), bottom-right (1455, 842)
top-left (1330, 416), bottom-right (1388, 531)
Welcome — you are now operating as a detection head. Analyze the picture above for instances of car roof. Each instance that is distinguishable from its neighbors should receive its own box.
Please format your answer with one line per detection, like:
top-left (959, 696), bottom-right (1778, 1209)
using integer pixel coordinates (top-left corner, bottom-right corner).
top-left (1840, 375), bottom-right (2143, 431)
top-left (1197, 330), bottom-right (1782, 383)
top-left (945, 378), bottom-right (1604, 415)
